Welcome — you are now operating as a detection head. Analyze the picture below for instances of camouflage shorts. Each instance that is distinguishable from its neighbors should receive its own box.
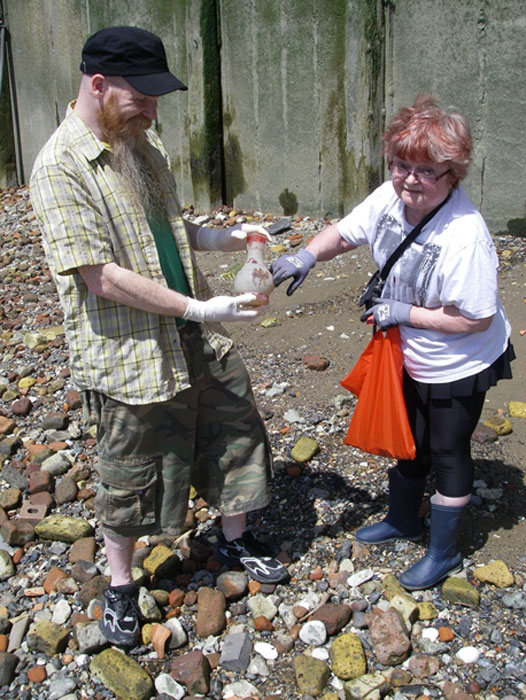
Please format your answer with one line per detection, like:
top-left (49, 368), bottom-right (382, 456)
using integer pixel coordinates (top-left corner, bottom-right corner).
top-left (82, 323), bottom-right (272, 538)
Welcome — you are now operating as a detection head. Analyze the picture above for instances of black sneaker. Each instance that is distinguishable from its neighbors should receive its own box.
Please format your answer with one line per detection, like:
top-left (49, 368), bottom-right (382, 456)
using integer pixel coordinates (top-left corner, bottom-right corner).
top-left (214, 531), bottom-right (289, 584)
top-left (99, 584), bottom-right (141, 647)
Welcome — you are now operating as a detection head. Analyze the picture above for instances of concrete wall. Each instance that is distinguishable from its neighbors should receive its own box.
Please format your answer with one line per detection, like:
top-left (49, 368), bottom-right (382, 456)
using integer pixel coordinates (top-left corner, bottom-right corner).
top-left (219, 0), bottom-right (384, 218)
top-left (2, 0), bottom-right (220, 209)
top-left (386, 0), bottom-right (526, 233)
top-left (1, 0), bottom-right (526, 233)
top-left (0, 53), bottom-right (15, 189)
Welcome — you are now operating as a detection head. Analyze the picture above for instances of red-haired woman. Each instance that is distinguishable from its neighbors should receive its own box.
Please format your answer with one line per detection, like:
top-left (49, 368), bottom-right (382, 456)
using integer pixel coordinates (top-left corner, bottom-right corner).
top-left (271, 94), bottom-right (513, 590)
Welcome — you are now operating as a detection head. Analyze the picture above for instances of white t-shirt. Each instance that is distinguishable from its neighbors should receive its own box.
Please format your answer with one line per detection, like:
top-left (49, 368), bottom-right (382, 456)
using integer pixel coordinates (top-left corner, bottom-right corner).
top-left (337, 181), bottom-right (511, 383)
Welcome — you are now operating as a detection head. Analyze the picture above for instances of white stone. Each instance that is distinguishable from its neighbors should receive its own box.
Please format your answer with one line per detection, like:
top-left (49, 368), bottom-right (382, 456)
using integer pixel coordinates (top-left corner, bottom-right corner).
top-left (456, 646), bottom-right (481, 664)
top-left (299, 620), bottom-right (327, 646)
top-left (339, 557), bottom-right (354, 573)
top-left (195, 634), bottom-right (220, 654)
top-left (165, 617), bottom-right (188, 649)
top-left (283, 409), bottom-right (304, 423)
top-left (0, 551), bottom-right (16, 581)
top-left (48, 677), bottom-right (76, 700)
top-left (422, 627), bottom-right (439, 642)
top-left (154, 673), bottom-right (185, 699)
top-left (51, 599), bottom-right (71, 625)
top-left (223, 680), bottom-right (260, 698)
top-left (347, 568), bottom-right (375, 587)
top-left (277, 602), bottom-right (297, 629)
top-left (296, 591), bottom-right (321, 612)
top-left (41, 453), bottom-right (71, 475)
top-left (247, 594), bottom-right (278, 621)
top-left (247, 654), bottom-right (270, 676)
top-left (266, 381), bottom-right (288, 397)
top-left (254, 641), bottom-right (278, 660)
top-left (311, 647), bottom-right (330, 661)
top-left (138, 586), bottom-right (162, 620)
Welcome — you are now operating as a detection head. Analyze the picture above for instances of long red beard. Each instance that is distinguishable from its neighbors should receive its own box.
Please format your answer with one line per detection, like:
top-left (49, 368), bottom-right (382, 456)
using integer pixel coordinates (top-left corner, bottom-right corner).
top-left (96, 94), bottom-right (163, 215)
top-left (97, 93), bottom-right (151, 146)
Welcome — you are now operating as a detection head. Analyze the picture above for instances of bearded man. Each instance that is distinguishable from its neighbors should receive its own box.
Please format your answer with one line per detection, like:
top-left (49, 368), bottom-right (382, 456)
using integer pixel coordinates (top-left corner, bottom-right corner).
top-left (30, 26), bottom-right (288, 649)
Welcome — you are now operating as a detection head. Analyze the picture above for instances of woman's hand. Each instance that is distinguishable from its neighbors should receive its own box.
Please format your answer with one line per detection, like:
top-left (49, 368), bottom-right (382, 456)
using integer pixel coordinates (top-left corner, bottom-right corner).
top-left (270, 249), bottom-right (316, 295)
top-left (361, 297), bottom-right (494, 334)
top-left (360, 298), bottom-right (412, 329)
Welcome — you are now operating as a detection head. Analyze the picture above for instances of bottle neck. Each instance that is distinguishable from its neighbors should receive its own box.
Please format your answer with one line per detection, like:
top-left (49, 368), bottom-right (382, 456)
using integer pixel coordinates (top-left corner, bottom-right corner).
top-left (246, 232), bottom-right (267, 258)
top-left (246, 232), bottom-right (267, 247)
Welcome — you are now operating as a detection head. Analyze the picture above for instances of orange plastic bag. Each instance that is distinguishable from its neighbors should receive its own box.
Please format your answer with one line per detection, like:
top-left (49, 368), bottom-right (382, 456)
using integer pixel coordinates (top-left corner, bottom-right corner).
top-left (340, 327), bottom-right (416, 460)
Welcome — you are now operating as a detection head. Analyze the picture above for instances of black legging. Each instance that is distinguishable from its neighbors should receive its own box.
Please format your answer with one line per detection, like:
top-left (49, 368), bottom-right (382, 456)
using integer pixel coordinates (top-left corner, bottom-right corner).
top-left (397, 371), bottom-right (486, 497)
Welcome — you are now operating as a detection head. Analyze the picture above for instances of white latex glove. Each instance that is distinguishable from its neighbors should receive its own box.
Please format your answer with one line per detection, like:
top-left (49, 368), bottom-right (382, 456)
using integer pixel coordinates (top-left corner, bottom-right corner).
top-left (196, 223), bottom-right (272, 252)
top-left (183, 294), bottom-right (266, 322)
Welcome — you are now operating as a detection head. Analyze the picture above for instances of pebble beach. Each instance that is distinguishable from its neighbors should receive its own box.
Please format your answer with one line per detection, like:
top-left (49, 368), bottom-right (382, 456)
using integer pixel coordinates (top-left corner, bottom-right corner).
top-left (1, 185), bottom-right (525, 700)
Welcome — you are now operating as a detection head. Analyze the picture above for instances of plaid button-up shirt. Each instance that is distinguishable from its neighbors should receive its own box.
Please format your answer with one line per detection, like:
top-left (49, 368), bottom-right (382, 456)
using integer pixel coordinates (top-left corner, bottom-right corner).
top-left (30, 105), bottom-right (232, 404)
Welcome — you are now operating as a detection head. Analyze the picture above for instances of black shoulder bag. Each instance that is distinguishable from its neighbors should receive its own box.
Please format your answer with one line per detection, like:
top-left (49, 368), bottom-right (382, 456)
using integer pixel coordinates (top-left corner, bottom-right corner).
top-left (359, 194), bottom-right (451, 311)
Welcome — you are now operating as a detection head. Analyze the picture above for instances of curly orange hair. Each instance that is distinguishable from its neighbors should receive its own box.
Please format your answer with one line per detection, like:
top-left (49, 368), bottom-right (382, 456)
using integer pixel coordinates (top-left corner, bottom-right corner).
top-left (383, 94), bottom-right (472, 184)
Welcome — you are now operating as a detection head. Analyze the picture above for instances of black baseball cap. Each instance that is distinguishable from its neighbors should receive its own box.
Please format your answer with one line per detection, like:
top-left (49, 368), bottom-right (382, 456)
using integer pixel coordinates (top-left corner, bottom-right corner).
top-left (80, 26), bottom-right (187, 96)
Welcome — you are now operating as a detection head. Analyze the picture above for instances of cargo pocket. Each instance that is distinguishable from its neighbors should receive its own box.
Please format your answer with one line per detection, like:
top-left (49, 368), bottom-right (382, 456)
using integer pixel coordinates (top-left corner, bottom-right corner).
top-left (94, 456), bottom-right (161, 532)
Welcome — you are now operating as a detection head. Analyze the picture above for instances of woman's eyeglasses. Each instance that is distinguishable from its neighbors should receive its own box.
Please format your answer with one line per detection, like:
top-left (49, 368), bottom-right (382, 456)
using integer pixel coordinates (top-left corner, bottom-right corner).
top-left (390, 160), bottom-right (451, 184)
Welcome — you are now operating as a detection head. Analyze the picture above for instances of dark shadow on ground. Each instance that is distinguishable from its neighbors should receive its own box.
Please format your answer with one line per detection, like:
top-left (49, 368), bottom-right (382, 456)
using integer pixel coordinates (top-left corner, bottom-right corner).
top-left (250, 462), bottom-right (388, 560)
top-left (251, 455), bottom-right (526, 568)
top-left (463, 457), bottom-right (526, 565)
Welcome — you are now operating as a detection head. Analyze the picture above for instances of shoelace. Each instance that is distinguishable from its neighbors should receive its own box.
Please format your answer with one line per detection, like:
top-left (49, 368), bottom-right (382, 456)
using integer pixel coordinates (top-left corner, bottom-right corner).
top-left (107, 589), bottom-right (140, 619)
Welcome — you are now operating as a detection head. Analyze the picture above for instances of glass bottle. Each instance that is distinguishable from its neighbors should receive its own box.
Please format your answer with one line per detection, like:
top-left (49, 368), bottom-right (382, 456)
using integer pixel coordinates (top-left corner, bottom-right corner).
top-left (233, 232), bottom-right (275, 305)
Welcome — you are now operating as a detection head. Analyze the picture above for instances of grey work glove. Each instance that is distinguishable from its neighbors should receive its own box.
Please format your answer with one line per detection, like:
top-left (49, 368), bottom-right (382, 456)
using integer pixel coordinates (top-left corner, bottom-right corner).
top-left (183, 294), bottom-right (265, 322)
top-left (360, 297), bottom-right (412, 330)
top-left (270, 249), bottom-right (316, 296)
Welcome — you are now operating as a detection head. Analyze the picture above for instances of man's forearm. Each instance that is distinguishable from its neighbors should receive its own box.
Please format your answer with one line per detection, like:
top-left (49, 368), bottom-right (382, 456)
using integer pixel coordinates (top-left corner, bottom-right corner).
top-left (78, 262), bottom-right (189, 317)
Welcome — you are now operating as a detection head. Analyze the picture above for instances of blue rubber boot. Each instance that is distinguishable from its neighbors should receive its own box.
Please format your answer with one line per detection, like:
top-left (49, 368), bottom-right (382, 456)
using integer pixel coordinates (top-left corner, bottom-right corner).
top-left (355, 467), bottom-right (425, 544)
top-left (398, 502), bottom-right (464, 590)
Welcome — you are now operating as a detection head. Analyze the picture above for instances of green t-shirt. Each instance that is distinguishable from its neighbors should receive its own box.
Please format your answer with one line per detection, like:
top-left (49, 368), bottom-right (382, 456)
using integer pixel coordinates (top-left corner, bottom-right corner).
top-left (147, 212), bottom-right (191, 326)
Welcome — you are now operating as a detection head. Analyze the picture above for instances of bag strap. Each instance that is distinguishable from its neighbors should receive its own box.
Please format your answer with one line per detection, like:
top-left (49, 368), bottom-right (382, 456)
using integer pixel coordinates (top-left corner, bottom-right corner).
top-left (379, 192), bottom-right (451, 283)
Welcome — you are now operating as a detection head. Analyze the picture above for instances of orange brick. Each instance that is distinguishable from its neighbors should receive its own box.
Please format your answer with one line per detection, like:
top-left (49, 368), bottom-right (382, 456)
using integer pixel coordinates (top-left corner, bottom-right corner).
top-left (168, 588), bottom-right (185, 608)
top-left (309, 566), bottom-right (323, 581)
top-left (27, 666), bottom-right (46, 683)
top-left (44, 566), bottom-right (68, 594)
top-left (248, 580), bottom-right (261, 595)
top-left (438, 626), bottom-right (455, 642)
top-left (91, 600), bottom-right (103, 620)
top-left (165, 606), bottom-right (181, 619)
top-left (253, 615), bottom-right (274, 631)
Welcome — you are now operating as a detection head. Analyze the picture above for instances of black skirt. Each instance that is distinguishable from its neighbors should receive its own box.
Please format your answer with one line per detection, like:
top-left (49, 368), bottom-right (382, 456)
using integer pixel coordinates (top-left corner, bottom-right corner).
top-left (407, 342), bottom-right (515, 401)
